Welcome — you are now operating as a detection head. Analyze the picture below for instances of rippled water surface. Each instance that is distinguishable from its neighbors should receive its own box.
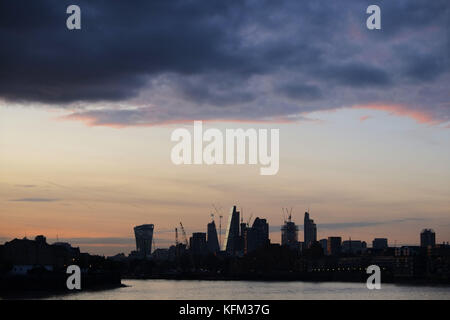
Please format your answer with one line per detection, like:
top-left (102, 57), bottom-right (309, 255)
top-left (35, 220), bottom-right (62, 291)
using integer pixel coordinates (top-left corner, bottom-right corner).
top-left (44, 280), bottom-right (450, 300)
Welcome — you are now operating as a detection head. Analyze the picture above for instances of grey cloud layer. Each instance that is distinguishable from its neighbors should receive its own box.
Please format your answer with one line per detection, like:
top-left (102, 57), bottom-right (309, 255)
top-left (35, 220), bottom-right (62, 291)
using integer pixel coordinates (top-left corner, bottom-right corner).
top-left (0, 0), bottom-right (448, 125)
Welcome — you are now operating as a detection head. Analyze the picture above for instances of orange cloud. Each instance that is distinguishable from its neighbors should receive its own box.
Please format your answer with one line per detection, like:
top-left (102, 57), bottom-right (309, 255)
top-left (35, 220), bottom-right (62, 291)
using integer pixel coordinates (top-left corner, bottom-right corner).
top-left (353, 103), bottom-right (440, 125)
top-left (359, 115), bottom-right (372, 122)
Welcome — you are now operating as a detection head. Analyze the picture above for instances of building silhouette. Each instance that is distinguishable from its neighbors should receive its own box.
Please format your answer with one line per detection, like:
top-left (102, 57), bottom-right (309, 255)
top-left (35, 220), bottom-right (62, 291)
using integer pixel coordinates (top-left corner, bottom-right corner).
top-left (319, 239), bottom-right (328, 254)
top-left (224, 205), bottom-right (241, 255)
top-left (133, 224), bottom-right (154, 258)
top-left (281, 214), bottom-right (298, 249)
top-left (207, 220), bottom-right (220, 254)
top-left (342, 240), bottom-right (367, 254)
top-left (240, 220), bottom-right (247, 253)
top-left (245, 217), bottom-right (269, 254)
top-left (0, 235), bottom-right (80, 272)
top-left (304, 212), bottom-right (317, 248)
top-left (327, 236), bottom-right (342, 256)
top-left (420, 229), bottom-right (436, 248)
top-left (372, 238), bottom-right (388, 250)
top-left (189, 232), bottom-right (207, 255)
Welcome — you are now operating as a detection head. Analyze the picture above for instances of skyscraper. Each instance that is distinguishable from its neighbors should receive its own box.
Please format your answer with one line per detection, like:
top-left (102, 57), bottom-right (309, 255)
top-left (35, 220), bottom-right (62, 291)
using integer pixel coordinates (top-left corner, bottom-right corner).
top-left (189, 232), bottom-right (207, 255)
top-left (304, 212), bottom-right (317, 248)
top-left (342, 240), bottom-right (367, 254)
top-left (420, 229), bottom-right (436, 248)
top-left (207, 220), bottom-right (220, 253)
top-left (240, 221), bottom-right (247, 252)
top-left (134, 224), bottom-right (154, 258)
top-left (319, 238), bottom-right (328, 254)
top-left (245, 217), bottom-right (269, 254)
top-left (372, 238), bottom-right (388, 249)
top-left (224, 205), bottom-right (240, 255)
top-left (327, 236), bottom-right (342, 256)
top-left (281, 214), bottom-right (298, 249)
top-left (252, 217), bottom-right (269, 247)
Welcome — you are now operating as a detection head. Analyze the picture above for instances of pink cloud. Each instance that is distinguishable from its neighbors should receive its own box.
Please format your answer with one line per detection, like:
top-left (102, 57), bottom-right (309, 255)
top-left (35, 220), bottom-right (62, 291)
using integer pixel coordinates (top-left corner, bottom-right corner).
top-left (359, 115), bottom-right (372, 122)
top-left (59, 103), bottom-right (448, 129)
top-left (352, 103), bottom-right (442, 125)
top-left (59, 109), bottom-right (301, 128)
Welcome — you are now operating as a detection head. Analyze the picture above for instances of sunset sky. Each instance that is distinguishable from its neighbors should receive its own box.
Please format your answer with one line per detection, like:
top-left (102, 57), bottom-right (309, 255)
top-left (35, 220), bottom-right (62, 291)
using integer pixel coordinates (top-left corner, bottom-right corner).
top-left (0, 0), bottom-right (449, 255)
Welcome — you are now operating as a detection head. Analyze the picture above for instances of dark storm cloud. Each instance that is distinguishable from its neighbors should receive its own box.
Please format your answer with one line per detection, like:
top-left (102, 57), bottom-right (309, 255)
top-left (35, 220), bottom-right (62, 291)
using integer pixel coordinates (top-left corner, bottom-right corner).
top-left (320, 63), bottom-right (391, 88)
top-left (175, 74), bottom-right (257, 107)
top-left (278, 84), bottom-right (322, 101)
top-left (0, 0), bottom-right (448, 125)
top-left (403, 53), bottom-right (447, 82)
top-left (0, 0), bottom-right (250, 103)
top-left (377, 0), bottom-right (449, 35)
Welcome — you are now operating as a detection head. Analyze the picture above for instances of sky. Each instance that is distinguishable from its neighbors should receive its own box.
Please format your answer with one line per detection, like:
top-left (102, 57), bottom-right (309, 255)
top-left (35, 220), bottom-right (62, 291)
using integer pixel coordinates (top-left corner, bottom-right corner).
top-left (0, 0), bottom-right (449, 256)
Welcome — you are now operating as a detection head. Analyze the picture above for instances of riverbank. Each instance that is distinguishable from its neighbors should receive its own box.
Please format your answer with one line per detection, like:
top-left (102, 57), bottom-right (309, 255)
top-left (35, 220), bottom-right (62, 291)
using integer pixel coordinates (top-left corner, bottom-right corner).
top-left (0, 283), bottom-right (126, 300)
top-left (0, 272), bottom-right (122, 299)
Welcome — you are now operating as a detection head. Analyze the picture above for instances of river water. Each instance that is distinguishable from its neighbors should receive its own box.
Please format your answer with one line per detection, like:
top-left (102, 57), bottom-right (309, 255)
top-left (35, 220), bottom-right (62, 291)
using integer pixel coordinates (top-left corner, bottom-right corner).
top-left (44, 279), bottom-right (450, 300)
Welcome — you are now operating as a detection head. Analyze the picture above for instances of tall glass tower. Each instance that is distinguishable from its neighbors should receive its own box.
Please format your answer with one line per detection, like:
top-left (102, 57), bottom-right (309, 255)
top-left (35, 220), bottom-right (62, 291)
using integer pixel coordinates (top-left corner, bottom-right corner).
top-left (281, 215), bottom-right (298, 249)
top-left (223, 205), bottom-right (240, 255)
top-left (207, 220), bottom-right (220, 253)
top-left (304, 212), bottom-right (317, 248)
top-left (420, 229), bottom-right (436, 248)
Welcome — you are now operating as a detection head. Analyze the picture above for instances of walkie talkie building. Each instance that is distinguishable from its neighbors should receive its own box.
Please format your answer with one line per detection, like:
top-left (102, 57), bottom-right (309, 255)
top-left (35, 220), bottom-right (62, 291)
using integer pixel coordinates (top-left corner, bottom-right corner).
top-left (134, 224), bottom-right (154, 258)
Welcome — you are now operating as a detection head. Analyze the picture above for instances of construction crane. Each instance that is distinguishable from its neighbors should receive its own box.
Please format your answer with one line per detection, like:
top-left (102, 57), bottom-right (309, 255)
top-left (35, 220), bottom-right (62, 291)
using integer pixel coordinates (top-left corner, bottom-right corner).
top-left (282, 207), bottom-right (293, 222)
top-left (179, 222), bottom-right (189, 247)
top-left (219, 215), bottom-right (223, 249)
top-left (212, 204), bottom-right (224, 249)
top-left (175, 227), bottom-right (179, 259)
top-left (179, 221), bottom-right (195, 270)
top-left (212, 204), bottom-right (221, 216)
top-left (152, 237), bottom-right (157, 253)
top-left (247, 213), bottom-right (253, 226)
